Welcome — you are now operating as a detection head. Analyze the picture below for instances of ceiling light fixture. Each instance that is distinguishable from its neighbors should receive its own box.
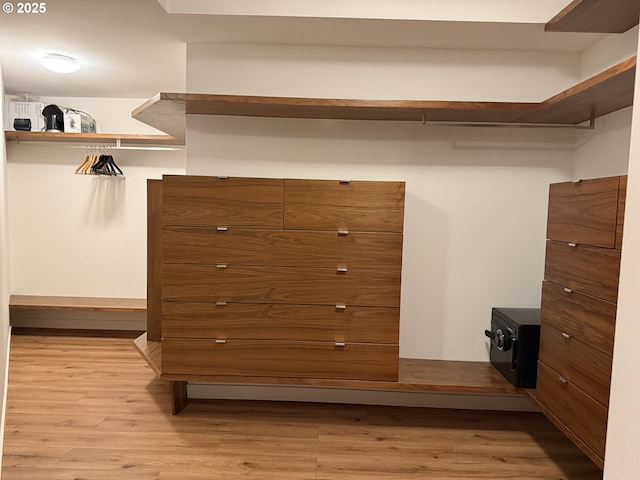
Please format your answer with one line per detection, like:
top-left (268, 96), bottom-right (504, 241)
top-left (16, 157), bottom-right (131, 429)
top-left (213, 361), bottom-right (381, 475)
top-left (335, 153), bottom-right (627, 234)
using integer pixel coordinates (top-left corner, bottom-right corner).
top-left (39, 54), bottom-right (81, 73)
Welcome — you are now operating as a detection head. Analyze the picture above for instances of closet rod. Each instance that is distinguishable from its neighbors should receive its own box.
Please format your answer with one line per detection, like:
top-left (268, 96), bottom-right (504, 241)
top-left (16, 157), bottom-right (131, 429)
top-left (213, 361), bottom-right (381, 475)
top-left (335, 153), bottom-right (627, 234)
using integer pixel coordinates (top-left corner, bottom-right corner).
top-left (421, 112), bottom-right (596, 130)
top-left (11, 140), bottom-right (183, 151)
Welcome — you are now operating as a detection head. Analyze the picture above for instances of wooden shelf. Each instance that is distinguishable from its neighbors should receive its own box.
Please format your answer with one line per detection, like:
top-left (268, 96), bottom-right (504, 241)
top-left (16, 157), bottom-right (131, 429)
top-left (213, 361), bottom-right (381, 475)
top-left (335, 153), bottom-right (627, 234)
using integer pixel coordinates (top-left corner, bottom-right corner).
top-left (9, 295), bottom-right (147, 313)
top-left (131, 57), bottom-right (636, 137)
top-left (546, 0), bottom-right (640, 33)
top-left (4, 131), bottom-right (183, 146)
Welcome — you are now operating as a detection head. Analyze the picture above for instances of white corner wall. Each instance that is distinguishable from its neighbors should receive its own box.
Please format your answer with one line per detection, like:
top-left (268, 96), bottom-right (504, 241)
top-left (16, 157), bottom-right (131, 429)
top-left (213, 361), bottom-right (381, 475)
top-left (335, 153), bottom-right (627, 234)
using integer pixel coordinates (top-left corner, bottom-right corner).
top-left (6, 97), bottom-right (185, 298)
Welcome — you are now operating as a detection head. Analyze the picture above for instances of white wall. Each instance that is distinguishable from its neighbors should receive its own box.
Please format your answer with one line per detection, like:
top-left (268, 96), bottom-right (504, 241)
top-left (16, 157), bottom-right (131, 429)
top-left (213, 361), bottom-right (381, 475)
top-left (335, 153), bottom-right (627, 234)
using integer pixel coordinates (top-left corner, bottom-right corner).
top-left (0, 63), bottom-right (10, 466)
top-left (6, 97), bottom-right (185, 298)
top-left (186, 43), bottom-right (584, 361)
top-left (603, 29), bottom-right (640, 480)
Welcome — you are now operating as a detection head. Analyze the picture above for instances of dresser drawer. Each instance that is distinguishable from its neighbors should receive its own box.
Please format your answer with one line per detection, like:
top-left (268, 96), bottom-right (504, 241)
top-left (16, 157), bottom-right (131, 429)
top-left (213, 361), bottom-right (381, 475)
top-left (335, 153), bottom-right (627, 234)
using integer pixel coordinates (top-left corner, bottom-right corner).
top-left (162, 338), bottom-right (399, 381)
top-left (539, 324), bottom-right (612, 407)
top-left (544, 240), bottom-right (621, 303)
top-left (541, 281), bottom-right (615, 356)
top-left (162, 175), bottom-right (284, 228)
top-left (163, 301), bottom-right (400, 344)
top-left (162, 227), bottom-right (403, 270)
top-left (163, 264), bottom-right (401, 307)
top-left (536, 361), bottom-right (608, 459)
top-left (284, 179), bottom-right (405, 233)
top-left (547, 176), bottom-right (620, 248)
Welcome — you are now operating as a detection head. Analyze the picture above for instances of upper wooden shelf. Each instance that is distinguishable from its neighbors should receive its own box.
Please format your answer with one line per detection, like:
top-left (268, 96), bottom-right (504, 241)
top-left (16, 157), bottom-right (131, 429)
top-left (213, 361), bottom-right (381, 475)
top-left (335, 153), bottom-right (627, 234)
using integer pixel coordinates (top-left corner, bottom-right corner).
top-left (4, 131), bottom-right (183, 146)
top-left (132, 56), bottom-right (636, 136)
top-left (546, 0), bottom-right (640, 33)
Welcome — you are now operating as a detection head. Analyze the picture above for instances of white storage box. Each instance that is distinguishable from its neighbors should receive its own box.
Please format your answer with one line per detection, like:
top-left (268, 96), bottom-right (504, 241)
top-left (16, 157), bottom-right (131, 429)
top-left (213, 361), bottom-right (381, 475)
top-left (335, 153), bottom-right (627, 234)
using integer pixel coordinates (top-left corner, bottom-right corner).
top-left (4, 101), bottom-right (46, 132)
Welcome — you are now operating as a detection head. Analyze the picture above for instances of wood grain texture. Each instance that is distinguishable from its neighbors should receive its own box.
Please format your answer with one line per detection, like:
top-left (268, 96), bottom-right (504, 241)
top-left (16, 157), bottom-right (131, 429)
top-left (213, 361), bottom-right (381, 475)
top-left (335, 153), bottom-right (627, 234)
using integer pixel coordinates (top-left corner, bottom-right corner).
top-left (161, 338), bottom-right (400, 381)
top-left (536, 362), bottom-right (608, 460)
top-left (162, 227), bottom-right (403, 269)
top-left (539, 324), bottom-right (612, 407)
top-left (547, 176), bottom-right (620, 247)
top-left (133, 333), bottom-right (161, 376)
top-left (284, 179), bottom-right (405, 233)
top-left (544, 240), bottom-right (621, 303)
top-left (162, 264), bottom-right (401, 307)
top-left (162, 302), bottom-right (400, 344)
top-left (616, 175), bottom-right (627, 249)
top-left (9, 295), bottom-right (146, 312)
top-left (162, 175), bottom-right (285, 228)
top-left (545, 0), bottom-right (640, 33)
top-left (3, 333), bottom-right (603, 480)
top-left (147, 179), bottom-right (162, 342)
top-left (541, 281), bottom-right (616, 356)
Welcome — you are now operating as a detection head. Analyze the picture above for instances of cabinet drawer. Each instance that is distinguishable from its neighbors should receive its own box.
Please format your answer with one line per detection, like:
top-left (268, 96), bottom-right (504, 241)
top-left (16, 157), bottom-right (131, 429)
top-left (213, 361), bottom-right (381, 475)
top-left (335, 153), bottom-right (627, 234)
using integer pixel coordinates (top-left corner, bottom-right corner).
top-left (541, 281), bottom-right (615, 356)
top-left (544, 240), bottom-right (621, 303)
top-left (284, 179), bottom-right (405, 233)
top-left (536, 361), bottom-right (608, 459)
top-left (162, 175), bottom-right (284, 228)
top-left (163, 301), bottom-right (400, 344)
top-left (162, 338), bottom-right (399, 381)
top-left (162, 227), bottom-right (403, 270)
top-left (539, 324), bottom-right (612, 407)
top-left (547, 176), bottom-right (619, 247)
top-left (616, 175), bottom-right (627, 249)
top-left (163, 264), bottom-right (401, 307)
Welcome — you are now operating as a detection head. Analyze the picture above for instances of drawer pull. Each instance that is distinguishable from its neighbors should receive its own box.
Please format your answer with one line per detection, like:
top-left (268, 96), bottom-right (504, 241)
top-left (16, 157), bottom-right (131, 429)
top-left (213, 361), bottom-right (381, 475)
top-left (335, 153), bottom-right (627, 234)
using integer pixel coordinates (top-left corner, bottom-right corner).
top-left (216, 264), bottom-right (228, 269)
top-left (559, 376), bottom-right (569, 384)
top-left (562, 332), bottom-right (571, 339)
top-left (337, 267), bottom-right (348, 273)
top-left (216, 301), bottom-right (227, 306)
top-left (217, 176), bottom-right (229, 179)
top-left (339, 179), bottom-right (350, 184)
top-left (217, 227), bottom-right (228, 232)
top-left (335, 342), bottom-right (346, 347)
top-left (336, 304), bottom-right (347, 310)
top-left (572, 179), bottom-right (582, 183)
top-left (563, 288), bottom-right (573, 294)
top-left (567, 242), bottom-right (577, 247)
top-left (338, 229), bottom-right (349, 236)
top-left (215, 339), bottom-right (227, 344)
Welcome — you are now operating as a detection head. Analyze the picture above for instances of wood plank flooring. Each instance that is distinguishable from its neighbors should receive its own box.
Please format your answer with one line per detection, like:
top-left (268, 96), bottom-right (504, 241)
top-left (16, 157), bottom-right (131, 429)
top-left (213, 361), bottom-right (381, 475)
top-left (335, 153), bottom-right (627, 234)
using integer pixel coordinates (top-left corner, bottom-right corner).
top-left (2, 333), bottom-right (603, 479)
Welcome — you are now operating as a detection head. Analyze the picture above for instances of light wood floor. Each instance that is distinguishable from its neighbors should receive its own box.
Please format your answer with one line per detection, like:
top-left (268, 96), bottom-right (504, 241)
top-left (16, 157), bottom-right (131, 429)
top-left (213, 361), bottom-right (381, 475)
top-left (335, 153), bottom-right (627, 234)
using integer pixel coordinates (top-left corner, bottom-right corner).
top-left (2, 332), bottom-right (603, 479)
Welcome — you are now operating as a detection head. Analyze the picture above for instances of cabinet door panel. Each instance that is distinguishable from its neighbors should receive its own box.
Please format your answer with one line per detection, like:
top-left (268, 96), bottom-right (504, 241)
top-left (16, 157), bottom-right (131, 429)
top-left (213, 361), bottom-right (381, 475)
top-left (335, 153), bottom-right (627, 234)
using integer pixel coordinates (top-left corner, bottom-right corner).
top-left (545, 241), bottom-right (621, 303)
top-left (541, 281), bottom-right (615, 356)
top-left (547, 176), bottom-right (619, 247)
top-left (536, 362), bottom-right (608, 459)
top-left (539, 324), bottom-right (612, 407)
top-left (615, 175), bottom-right (627, 249)
top-left (163, 302), bottom-right (399, 344)
top-left (162, 175), bottom-right (284, 228)
top-left (163, 264), bottom-right (401, 307)
top-left (162, 227), bottom-right (403, 270)
top-left (162, 338), bottom-right (399, 381)
top-left (284, 179), bottom-right (405, 233)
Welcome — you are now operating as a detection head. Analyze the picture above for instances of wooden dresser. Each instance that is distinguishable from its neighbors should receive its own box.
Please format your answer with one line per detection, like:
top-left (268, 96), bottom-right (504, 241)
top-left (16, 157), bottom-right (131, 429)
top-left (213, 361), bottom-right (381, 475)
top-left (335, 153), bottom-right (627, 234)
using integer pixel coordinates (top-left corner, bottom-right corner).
top-left (157, 175), bottom-right (405, 382)
top-left (536, 175), bottom-right (627, 468)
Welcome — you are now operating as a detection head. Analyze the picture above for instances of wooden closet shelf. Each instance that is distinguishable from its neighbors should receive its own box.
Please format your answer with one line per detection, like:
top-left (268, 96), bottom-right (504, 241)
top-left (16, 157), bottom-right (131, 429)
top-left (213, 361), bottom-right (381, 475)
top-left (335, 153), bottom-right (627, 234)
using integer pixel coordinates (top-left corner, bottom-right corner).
top-left (4, 131), bottom-right (183, 146)
top-left (546, 0), bottom-right (640, 33)
top-left (131, 57), bottom-right (636, 136)
top-left (9, 295), bottom-right (147, 313)
top-left (133, 333), bottom-right (520, 396)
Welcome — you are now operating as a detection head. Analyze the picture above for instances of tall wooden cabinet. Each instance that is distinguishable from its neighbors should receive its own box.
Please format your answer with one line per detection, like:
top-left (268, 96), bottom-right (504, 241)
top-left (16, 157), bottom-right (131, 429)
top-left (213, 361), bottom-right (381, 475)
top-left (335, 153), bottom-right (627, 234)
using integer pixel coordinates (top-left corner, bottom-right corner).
top-left (536, 175), bottom-right (627, 468)
top-left (157, 175), bottom-right (405, 382)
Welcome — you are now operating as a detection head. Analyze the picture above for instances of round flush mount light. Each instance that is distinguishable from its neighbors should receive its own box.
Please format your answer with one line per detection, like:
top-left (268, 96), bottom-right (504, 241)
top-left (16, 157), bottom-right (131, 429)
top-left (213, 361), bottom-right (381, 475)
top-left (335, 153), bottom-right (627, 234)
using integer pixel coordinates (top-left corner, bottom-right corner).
top-left (39, 54), bottom-right (81, 73)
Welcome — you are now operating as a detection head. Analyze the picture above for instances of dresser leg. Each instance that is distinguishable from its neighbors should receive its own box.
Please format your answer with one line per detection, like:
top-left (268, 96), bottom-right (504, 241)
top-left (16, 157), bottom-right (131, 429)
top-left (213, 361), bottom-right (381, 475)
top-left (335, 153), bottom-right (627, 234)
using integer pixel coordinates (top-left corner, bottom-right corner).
top-left (170, 381), bottom-right (188, 415)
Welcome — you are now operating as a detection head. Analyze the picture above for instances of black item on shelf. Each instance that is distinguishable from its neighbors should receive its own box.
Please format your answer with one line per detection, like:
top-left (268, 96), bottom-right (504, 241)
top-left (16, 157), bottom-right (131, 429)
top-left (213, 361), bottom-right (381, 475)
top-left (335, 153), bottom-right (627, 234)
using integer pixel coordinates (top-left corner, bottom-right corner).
top-left (485, 307), bottom-right (541, 388)
top-left (13, 118), bottom-right (31, 131)
top-left (42, 104), bottom-right (64, 132)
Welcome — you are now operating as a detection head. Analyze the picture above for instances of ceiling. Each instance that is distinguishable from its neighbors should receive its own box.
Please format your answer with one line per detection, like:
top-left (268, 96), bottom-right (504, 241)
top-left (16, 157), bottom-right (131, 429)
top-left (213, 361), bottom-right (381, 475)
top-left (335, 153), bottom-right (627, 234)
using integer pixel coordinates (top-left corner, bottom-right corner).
top-left (0, 0), bottom-right (607, 99)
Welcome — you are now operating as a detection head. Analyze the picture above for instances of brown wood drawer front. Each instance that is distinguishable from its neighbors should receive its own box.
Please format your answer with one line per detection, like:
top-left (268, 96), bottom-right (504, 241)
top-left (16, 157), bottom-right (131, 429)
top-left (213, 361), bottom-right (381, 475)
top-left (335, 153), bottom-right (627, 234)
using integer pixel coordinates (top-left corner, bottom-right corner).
top-left (163, 264), bottom-right (401, 307)
top-left (544, 240), bottom-right (621, 303)
top-left (161, 338), bottom-right (399, 381)
top-left (162, 227), bottom-right (403, 270)
top-left (284, 179), bottom-right (405, 233)
top-left (616, 175), bottom-right (627, 249)
top-left (536, 361), bottom-right (608, 459)
top-left (541, 281), bottom-right (616, 356)
top-left (547, 176), bottom-right (619, 247)
top-left (162, 175), bottom-right (284, 228)
top-left (539, 324), bottom-right (612, 407)
top-left (162, 302), bottom-right (400, 344)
